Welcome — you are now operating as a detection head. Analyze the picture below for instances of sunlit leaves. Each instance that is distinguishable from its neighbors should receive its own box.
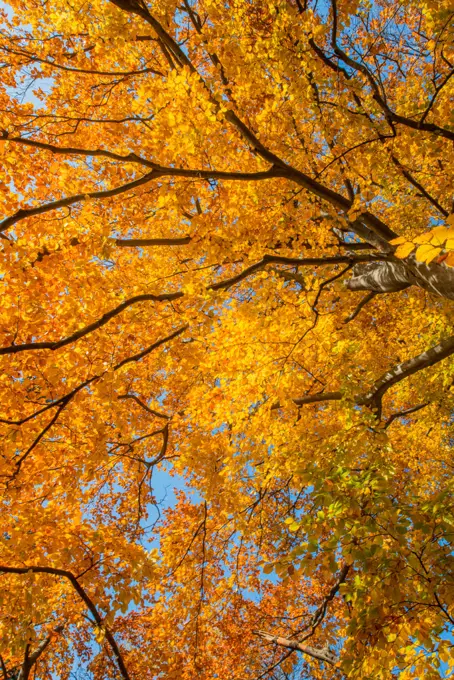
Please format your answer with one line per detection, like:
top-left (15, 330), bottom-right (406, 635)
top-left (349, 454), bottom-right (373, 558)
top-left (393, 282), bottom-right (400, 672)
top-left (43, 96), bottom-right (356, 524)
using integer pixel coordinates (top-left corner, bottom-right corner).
top-left (0, 0), bottom-right (453, 678)
top-left (392, 225), bottom-right (454, 265)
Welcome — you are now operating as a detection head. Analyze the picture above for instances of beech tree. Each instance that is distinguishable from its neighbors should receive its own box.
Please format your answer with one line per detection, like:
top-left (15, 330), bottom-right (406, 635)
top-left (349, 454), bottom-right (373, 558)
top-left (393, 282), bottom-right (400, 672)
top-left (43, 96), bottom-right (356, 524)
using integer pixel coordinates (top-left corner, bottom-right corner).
top-left (0, 0), bottom-right (454, 678)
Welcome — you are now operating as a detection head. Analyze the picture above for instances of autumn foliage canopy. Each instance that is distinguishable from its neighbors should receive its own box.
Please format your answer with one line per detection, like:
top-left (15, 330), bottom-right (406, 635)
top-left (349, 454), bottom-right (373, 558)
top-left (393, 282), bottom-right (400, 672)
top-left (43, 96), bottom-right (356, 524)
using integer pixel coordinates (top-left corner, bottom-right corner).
top-left (1, 0), bottom-right (454, 677)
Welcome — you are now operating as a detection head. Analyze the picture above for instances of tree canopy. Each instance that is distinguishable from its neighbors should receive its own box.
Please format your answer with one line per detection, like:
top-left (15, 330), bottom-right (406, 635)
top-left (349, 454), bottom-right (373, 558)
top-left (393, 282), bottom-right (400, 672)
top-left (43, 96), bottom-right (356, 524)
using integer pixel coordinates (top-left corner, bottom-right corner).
top-left (0, 0), bottom-right (454, 677)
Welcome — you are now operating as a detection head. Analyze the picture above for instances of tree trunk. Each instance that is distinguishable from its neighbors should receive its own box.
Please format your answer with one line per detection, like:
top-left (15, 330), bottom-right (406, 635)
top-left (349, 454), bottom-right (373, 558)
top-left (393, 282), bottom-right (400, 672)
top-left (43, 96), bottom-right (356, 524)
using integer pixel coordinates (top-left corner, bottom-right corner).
top-left (345, 255), bottom-right (454, 300)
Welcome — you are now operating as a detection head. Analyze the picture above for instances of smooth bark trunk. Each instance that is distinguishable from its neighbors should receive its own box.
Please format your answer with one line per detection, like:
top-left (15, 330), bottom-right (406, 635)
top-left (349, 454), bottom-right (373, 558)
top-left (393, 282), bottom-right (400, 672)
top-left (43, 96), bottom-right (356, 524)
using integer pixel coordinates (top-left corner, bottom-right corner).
top-left (345, 255), bottom-right (454, 299)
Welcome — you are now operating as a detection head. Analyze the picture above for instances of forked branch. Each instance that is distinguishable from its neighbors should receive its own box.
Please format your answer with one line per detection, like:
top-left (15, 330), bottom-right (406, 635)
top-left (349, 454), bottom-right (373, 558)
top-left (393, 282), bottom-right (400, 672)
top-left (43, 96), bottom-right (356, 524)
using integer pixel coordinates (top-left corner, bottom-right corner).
top-left (279, 335), bottom-right (454, 419)
top-left (0, 566), bottom-right (131, 680)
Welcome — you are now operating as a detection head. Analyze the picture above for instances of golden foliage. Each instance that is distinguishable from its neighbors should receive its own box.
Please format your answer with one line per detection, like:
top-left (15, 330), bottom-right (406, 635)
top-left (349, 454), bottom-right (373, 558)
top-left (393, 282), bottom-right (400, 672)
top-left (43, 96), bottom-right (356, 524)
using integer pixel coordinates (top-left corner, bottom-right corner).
top-left (0, 0), bottom-right (453, 678)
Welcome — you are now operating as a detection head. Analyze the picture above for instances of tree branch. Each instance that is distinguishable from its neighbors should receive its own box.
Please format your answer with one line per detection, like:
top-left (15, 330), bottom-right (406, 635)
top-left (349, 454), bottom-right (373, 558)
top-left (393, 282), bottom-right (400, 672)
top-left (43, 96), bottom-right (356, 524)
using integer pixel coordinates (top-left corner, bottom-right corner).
top-left (0, 256), bottom-right (382, 356)
top-left (254, 630), bottom-right (338, 666)
top-left (116, 236), bottom-right (191, 247)
top-left (278, 335), bottom-right (454, 420)
top-left (17, 626), bottom-right (64, 680)
top-left (300, 564), bottom-right (350, 641)
top-left (0, 46), bottom-right (164, 77)
top-left (105, 0), bottom-right (396, 247)
top-left (0, 292), bottom-right (183, 356)
top-left (0, 566), bottom-right (131, 680)
top-left (391, 156), bottom-right (448, 217)
top-left (271, 391), bottom-right (343, 411)
top-left (9, 397), bottom-right (72, 480)
top-left (358, 334), bottom-right (454, 412)
top-left (252, 566), bottom-right (349, 672)
top-left (383, 402), bottom-right (429, 430)
top-left (344, 291), bottom-right (377, 324)
top-left (0, 655), bottom-right (8, 680)
top-left (210, 254), bottom-right (385, 292)
top-left (117, 394), bottom-right (170, 420)
top-left (0, 170), bottom-right (157, 234)
top-left (329, 0), bottom-right (454, 142)
top-left (0, 326), bottom-right (187, 429)
top-left (1, 138), bottom-right (396, 247)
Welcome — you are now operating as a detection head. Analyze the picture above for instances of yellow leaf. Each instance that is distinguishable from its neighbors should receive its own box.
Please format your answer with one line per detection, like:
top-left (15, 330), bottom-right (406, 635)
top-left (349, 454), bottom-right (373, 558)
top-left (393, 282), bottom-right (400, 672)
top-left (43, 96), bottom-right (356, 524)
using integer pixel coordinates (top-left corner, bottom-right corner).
top-left (415, 244), bottom-right (441, 263)
top-left (94, 626), bottom-right (106, 643)
top-left (413, 232), bottom-right (434, 245)
top-left (444, 252), bottom-right (454, 267)
top-left (390, 236), bottom-right (406, 245)
top-left (430, 225), bottom-right (451, 236)
top-left (426, 226), bottom-right (452, 245)
top-left (439, 648), bottom-right (449, 663)
top-left (395, 242), bottom-right (415, 258)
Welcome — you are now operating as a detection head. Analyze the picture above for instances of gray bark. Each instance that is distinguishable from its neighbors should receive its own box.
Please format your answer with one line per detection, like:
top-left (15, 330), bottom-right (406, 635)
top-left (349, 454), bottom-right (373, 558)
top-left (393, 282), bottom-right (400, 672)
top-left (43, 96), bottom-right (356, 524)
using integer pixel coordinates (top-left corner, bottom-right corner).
top-left (345, 255), bottom-right (454, 299)
top-left (254, 630), bottom-right (338, 666)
